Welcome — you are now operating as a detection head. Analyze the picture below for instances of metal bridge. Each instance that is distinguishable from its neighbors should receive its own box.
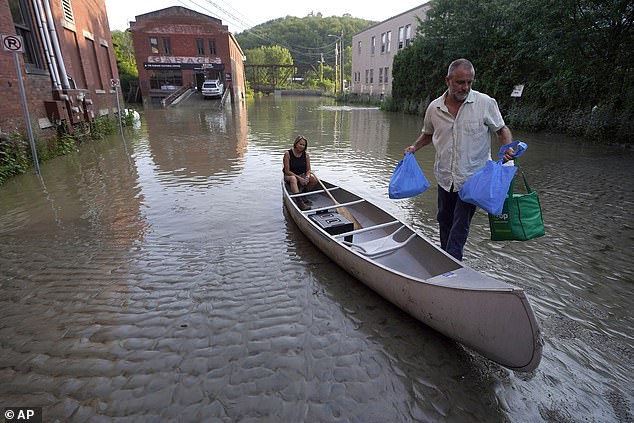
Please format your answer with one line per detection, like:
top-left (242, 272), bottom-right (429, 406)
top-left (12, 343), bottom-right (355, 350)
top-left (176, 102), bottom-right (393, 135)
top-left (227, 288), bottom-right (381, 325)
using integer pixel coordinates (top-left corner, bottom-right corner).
top-left (244, 64), bottom-right (318, 93)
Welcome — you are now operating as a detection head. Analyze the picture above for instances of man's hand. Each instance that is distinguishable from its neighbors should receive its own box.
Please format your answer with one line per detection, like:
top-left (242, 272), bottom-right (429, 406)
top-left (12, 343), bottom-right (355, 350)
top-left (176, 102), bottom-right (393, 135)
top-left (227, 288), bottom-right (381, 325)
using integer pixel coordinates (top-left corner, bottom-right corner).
top-left (501, 148), bottom-right (515, 163)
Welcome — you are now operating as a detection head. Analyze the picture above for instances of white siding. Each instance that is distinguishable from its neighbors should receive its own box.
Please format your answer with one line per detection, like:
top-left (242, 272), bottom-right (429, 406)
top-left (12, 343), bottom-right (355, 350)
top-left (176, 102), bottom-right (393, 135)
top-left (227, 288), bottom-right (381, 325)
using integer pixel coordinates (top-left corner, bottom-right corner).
top-left (351, 3), bottom-right (431, 97)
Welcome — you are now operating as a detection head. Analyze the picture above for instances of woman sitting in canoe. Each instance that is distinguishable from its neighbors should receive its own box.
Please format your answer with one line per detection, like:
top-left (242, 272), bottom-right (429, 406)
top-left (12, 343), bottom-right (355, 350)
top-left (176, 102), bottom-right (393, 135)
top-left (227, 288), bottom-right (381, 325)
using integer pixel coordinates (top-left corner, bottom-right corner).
top-left (283, 135), bottom-right (318, 210)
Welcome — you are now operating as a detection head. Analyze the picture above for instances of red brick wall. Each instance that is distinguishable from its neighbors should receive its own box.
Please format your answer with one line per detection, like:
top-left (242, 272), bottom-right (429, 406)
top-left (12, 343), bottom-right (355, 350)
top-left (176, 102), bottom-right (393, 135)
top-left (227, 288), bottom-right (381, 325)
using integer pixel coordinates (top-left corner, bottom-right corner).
top-left (227, 33), bottom-right (246, 101)
top-left (0, 0), bottom-right (120, 142)
top-left (129, 6), bottom-right (242, 102)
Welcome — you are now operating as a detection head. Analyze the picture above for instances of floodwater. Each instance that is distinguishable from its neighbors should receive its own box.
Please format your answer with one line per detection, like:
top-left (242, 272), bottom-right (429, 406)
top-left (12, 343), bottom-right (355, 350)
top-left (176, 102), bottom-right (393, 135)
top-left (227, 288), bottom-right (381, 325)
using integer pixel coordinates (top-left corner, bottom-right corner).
top-left (0, 95), bottom-right (632, 422)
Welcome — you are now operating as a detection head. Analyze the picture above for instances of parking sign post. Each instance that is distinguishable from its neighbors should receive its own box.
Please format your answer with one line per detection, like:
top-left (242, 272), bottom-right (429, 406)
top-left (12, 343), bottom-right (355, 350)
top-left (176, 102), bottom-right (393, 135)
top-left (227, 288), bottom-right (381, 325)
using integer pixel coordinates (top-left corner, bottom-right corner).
top-left (110, 78), bottom-right (124, 136)
top-left (2, 34), bottom-right (40, 175)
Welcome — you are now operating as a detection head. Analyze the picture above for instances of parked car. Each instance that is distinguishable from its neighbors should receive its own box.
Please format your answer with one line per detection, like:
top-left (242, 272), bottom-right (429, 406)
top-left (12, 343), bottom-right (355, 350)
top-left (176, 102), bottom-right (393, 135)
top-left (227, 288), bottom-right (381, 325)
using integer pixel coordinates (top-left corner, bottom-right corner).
top-left (201, 79), bottom-right (224, 98)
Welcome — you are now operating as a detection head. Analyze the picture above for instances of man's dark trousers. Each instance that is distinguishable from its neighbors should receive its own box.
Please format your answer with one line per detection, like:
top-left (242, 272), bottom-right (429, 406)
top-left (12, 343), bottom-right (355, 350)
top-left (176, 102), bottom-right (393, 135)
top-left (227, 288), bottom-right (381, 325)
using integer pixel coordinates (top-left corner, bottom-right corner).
top-left (437, 185), bottom-right (477, 261)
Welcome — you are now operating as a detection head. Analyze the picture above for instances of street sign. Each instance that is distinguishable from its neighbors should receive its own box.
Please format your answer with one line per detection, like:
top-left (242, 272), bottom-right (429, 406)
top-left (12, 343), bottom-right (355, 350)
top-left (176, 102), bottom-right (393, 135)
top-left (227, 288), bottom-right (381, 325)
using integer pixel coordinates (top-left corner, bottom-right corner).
top-left (511, 84), bottom-right (525, 98)
top-left (2, 34), bottom-right (24, 52)
top-left (3, 33), bottom-right (39, 174)
top-left (110, 78), bottom-right (120, 88)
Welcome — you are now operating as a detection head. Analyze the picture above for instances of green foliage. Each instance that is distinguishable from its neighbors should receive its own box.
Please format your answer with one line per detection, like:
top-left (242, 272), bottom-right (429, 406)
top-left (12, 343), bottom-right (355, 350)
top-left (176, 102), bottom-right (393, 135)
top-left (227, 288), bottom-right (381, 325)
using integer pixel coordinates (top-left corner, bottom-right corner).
top-left (0, 116), bottom-right (124, 186)
top-left (54, 133), bottom-right (78, 155)
top-left (391, 0), bottom-right (634, 143)
top-left (112, 30), bottom-right (138, 97)
top-left (236, 15), bottom-right (374, 89)
top-left (90, 117), bottom-right (116, 139)
top-left (121, 109), bottom-right (137, 127)
top-left (0, 132), bottom-right (30, 184)
top-left (245, 45), bottom-right (294, 65)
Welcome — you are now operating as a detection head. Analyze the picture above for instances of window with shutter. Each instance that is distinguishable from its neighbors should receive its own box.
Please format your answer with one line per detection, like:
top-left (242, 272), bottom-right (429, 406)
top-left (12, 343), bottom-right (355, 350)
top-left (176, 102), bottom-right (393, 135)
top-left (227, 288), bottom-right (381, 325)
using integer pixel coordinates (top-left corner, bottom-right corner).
top-left (61, 0), bottom-right (74, 23)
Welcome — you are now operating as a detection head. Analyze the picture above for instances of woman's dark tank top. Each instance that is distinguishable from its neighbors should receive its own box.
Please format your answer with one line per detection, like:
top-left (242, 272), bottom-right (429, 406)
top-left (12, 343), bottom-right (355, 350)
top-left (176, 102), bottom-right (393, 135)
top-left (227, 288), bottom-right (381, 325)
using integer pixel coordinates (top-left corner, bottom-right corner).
top-left (287, 149), bottom-right (307, 175)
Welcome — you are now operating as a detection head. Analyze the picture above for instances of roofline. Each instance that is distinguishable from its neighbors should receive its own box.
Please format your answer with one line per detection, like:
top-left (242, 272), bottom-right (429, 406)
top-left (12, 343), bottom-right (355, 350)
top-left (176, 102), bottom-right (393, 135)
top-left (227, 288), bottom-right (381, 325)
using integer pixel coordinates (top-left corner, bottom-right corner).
top-left (134, 6), bottom-right (223, 26)
top-left (229, 32), bottom-right (245, 56)
top-left (353, 1), bottom-right (432, 36)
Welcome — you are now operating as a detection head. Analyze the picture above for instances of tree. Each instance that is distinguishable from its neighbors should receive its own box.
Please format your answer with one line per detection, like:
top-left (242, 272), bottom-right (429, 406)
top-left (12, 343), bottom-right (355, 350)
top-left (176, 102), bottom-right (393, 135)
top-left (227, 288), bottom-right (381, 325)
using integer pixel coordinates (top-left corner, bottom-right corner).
top-left (244, 45), bottom-right (294, 89)
top-left (111, 30), bottom-right (138, 98)
top-left (245, 45), bottom-right (293, 65)
top-left (390, 0), bottom-right (633, 142)
top-left (236, 15), bottom-right (375, 89)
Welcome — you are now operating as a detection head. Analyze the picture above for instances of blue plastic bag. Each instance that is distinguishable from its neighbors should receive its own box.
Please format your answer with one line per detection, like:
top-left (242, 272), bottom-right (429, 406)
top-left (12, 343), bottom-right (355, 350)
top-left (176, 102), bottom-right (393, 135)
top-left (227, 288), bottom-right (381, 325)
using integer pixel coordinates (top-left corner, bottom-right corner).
top-left (388, 153), bottom-right (430, 199)
top-left (458, 159), bottom-right (518, 215)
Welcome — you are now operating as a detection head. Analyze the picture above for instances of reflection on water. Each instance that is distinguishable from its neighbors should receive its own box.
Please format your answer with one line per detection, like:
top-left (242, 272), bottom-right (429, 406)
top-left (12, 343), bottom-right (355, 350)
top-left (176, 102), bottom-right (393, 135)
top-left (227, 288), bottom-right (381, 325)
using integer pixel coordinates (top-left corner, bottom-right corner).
top-left (0, 96), bottom-right (632, 422)
top-left (141, 101), bottom-right (248, 185)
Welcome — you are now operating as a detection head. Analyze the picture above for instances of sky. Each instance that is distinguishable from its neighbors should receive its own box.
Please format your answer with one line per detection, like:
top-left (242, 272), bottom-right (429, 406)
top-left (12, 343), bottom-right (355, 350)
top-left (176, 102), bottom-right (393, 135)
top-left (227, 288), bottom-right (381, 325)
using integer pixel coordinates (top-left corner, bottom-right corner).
top-left (104, 0), bottom-right (427, 34)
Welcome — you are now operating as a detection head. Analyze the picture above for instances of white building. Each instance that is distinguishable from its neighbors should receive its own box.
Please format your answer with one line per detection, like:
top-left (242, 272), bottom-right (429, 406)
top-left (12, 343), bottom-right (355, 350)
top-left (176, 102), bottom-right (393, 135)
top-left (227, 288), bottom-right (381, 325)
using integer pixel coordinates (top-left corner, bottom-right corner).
top-left (351, 3), bottom-right (431, 97)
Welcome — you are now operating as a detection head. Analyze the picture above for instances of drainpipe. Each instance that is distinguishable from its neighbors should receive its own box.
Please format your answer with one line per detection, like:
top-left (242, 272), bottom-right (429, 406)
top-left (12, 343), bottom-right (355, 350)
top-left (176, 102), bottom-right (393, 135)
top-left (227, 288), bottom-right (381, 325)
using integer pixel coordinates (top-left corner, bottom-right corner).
top-left (32, 0), bottom-right (61, 89)
top-left (41, 0), bottom-right (70, 89)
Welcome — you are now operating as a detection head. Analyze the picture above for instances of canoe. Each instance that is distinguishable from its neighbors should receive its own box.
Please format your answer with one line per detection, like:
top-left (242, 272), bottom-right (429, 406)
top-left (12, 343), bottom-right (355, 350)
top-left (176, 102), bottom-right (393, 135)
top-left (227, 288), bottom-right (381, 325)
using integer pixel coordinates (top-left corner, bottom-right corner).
top-left (283, 179), bottom-right (543, 372)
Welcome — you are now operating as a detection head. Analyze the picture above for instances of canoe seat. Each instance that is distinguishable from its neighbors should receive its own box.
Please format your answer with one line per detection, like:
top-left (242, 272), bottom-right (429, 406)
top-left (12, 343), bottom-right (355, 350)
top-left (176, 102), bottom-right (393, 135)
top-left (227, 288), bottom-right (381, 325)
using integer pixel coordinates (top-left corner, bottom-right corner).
top-left (343, 226), bottom-right (416, 258)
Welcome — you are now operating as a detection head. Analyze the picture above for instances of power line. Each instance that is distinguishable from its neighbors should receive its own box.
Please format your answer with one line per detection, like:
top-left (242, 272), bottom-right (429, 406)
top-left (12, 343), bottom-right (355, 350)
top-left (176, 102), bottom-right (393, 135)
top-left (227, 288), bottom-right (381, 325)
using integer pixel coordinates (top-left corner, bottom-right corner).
top-left (174, 0), bottom-right (342, 64)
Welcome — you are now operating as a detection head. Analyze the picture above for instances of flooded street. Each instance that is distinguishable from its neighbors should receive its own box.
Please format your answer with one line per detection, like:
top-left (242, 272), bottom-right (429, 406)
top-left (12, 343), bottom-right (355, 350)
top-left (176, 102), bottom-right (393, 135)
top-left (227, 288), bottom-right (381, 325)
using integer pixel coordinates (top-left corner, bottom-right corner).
top-left (1, 95), bottom-right (632, 422)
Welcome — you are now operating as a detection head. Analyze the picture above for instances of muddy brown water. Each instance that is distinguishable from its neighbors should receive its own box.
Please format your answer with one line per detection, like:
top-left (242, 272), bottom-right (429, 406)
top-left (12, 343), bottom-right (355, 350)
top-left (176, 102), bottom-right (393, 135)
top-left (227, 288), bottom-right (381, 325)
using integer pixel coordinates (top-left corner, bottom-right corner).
top-left (1, 95), bottom-right (632, 422)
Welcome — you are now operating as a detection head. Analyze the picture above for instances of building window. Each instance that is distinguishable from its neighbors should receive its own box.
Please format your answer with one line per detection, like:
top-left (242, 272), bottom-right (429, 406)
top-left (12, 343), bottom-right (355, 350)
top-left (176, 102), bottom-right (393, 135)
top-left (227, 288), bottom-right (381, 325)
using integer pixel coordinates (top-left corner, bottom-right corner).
top-left (101, 44), bottom-right (114, 83)
top-left (61, 0), bottom-right (75, 23)
top-left (398, 27), bottom-right (404, 49)
top-left (365, 69), bottom-right (368, 84)
top-left (369, 69), bottom-right (374, 84)
top-left (370, 36), bottom-right (375, 55)
top-left (9, 0), bottom-right (43, 71)
top-left (405, 24), bottom-right (412, 47)
top-left (162, 38), bottom-right (171, 55)
top-left (150, 37), bottom-right (159, 54)
top-left (379, 67), bottom-right (383, 83)
top-left (380, 33), bottom-right (386, 54)
top-left (196, 39), bottom-right (204, 55)
top-left (208, 39), bottom-right (216, 55)
top-left (149, 70), bottom-right (182, 90)
top-left (386, 31), bottom-right (392, 53)
top-left (357, 40), bottom-right (361, 55)
top-left (86, 37), bottom-right (104, 90)
top-left (384, 67), bottom-right (389, 84)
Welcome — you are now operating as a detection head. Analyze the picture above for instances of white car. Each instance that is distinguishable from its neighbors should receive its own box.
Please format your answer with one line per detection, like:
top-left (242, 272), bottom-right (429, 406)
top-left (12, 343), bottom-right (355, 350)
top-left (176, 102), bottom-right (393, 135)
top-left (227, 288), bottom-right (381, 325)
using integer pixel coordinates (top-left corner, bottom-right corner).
top-left (201, 79), bottom-right (224, 98)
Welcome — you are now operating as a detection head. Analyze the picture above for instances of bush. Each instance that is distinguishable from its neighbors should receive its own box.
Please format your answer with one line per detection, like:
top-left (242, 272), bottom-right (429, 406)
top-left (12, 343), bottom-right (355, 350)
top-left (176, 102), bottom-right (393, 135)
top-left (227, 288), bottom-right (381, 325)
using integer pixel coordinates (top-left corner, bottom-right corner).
top-left (0, 115), bottom-right (124, 186)
top-left (0, 132), bottom-right (30, 185)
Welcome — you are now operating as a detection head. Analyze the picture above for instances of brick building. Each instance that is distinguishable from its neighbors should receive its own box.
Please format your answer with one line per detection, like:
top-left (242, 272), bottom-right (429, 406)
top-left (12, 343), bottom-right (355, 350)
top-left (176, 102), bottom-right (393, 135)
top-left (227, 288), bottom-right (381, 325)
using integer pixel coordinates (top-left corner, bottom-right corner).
top-left (0, 0), bottom-right (120, 141)
top-left (129, 6), bottom-right (245, 106)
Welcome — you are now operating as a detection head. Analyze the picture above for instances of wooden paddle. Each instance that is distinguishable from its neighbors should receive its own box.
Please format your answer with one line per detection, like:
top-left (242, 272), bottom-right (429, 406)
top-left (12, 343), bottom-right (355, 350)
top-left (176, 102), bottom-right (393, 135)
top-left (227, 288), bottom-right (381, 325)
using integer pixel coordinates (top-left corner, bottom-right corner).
top-left (311, 172), bottom-right (362, 230)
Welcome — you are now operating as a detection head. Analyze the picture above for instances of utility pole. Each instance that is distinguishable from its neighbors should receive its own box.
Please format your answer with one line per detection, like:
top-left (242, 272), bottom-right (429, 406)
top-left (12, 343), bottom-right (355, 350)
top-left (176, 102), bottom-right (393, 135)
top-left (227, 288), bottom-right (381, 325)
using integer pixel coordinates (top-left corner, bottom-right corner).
top-left (329, 33), bottom-right (344, 94)
top-left (339, 30), bottom-right (344, 94)
top-left (334, 41), bottom-right (339, 94)
top-left (319, 53), bottom-right (324, 82)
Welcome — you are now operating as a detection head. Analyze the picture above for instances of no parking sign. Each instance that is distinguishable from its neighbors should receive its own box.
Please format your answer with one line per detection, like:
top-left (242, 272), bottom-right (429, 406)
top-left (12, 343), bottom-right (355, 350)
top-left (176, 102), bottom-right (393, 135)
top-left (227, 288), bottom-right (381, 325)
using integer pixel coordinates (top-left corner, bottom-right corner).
top-left (2, 33), bottom-right (40, 174)
top-left (2, 34), bottom-right (24, 52)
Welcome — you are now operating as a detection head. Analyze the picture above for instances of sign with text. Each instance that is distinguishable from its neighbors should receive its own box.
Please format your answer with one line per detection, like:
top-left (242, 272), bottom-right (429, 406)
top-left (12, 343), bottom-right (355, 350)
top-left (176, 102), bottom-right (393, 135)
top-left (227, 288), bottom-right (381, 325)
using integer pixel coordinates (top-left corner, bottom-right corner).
top-left (147, 56), bottom-right (222, 65)
top-left (511, 84), bottom-right (525, 97)
top-left (4, 407), bottom-right (42, 423)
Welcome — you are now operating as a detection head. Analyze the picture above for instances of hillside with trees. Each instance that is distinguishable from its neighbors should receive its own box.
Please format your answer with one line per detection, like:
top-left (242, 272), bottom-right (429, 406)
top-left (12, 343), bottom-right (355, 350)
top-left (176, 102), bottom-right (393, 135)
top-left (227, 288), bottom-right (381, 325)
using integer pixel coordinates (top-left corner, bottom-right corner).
top-left (236, 14), bottom-right (375, 91)
top-left (390, 0), bottom-right (633, 143)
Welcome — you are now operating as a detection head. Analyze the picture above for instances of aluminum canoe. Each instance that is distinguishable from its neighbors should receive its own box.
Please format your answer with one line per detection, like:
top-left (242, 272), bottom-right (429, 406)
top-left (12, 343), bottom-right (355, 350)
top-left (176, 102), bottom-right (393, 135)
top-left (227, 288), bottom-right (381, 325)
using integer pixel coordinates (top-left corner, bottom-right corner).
top-left (283, 179), bottom-right (543, 372)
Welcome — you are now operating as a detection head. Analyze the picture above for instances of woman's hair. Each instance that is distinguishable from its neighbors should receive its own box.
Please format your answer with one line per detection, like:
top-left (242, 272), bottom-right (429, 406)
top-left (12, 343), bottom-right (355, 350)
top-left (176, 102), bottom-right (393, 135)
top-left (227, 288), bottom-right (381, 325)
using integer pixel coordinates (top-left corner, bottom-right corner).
top-left (293, 135), bottom-right (308, 149)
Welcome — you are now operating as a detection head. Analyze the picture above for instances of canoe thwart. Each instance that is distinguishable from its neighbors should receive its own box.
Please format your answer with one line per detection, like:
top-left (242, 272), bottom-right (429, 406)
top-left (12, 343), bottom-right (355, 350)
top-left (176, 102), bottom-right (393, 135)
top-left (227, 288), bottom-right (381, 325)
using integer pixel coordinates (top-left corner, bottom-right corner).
top-left (289, 186), bottom-right (340, 199)
top-left (305, 199), bottom-right (366, 214)
top-left (342, 226), bottom-right (417, 258)
top-left (333, 220), bottom-right (400, 238)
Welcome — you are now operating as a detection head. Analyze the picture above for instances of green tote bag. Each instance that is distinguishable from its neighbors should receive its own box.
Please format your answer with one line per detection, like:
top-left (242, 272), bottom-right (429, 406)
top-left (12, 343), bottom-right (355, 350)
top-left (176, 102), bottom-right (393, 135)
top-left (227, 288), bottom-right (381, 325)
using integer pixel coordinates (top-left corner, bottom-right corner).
top-left (488, 166), bottom-right (545, 241)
